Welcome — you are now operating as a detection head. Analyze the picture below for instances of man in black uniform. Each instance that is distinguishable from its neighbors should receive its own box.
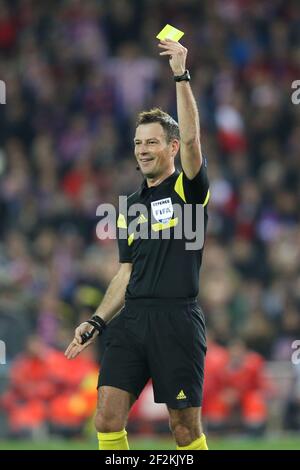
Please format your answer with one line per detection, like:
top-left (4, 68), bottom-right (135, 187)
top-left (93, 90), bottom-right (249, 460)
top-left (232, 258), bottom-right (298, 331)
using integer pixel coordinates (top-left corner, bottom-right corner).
top-left (65, 39), bottom-right (209, 450)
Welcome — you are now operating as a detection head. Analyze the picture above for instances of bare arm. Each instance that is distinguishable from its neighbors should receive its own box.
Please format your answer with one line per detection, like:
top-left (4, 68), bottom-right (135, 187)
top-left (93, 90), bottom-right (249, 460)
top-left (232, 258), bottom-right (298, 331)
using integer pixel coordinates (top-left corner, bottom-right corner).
top-left (159, 39), bottom-right (202, 179)
top-left (93, 262), bottom-right (132, 323)
top-left (176, 80), bottom-right (202, 179)
top-left (65, 263), bottom-right (132, 359)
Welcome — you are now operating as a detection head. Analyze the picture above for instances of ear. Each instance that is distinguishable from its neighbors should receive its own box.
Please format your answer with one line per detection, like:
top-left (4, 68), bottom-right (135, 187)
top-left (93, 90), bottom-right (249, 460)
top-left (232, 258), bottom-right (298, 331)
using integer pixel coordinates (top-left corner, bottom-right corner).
top-left (171, 139), bottom-right (180, 157)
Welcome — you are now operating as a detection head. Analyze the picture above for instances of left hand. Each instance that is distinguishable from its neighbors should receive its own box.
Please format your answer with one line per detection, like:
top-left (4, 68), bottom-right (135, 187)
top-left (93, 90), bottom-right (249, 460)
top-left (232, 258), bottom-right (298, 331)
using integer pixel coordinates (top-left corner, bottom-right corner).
top-left (158, 39), bottom-right (187, 76)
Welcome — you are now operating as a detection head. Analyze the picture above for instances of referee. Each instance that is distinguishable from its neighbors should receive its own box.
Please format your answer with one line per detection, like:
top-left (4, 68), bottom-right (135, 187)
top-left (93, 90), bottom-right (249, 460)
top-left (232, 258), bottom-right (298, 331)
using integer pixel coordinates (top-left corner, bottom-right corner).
top-left (65, 39), bottom-right (209, 451)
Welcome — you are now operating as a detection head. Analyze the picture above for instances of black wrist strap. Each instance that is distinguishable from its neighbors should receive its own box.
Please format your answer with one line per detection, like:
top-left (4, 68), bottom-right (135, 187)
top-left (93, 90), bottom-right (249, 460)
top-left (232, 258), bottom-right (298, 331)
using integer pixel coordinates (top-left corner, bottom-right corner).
top-left (86, 315), bottom-right (107, 334)
top-left (174, 69), bottom-right (191, 82)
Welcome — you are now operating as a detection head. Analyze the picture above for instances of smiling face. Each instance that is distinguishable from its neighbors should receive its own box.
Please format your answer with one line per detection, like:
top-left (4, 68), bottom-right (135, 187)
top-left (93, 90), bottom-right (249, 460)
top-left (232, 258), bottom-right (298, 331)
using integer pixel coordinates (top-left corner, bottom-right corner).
top-left (134, 122), bottom-right (179, 179)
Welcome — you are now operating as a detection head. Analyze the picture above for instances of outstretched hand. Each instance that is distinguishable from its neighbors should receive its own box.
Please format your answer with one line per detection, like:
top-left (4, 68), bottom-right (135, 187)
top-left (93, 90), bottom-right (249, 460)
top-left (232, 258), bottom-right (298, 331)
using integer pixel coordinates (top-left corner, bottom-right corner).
top-left (64, 322), bottom-right (99, 359)
top-left (158, 39), bottom-right (187, 76)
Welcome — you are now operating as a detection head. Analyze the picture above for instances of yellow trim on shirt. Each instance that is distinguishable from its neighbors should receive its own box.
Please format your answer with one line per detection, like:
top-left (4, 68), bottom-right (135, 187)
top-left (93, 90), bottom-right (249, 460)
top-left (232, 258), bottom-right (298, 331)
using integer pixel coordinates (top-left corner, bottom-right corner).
top-left (117, 213), bottom-right (127, 229)
top-left (128, 233), bottom-right (134, 246)
top-left (174, 171), bottom-right (209, 206)
top-left (174, 172), bottom-right (186, 203)
top-left (152, 217), bottom-right (178, 232)
top-left (202, 189), bottom-right (210, 207)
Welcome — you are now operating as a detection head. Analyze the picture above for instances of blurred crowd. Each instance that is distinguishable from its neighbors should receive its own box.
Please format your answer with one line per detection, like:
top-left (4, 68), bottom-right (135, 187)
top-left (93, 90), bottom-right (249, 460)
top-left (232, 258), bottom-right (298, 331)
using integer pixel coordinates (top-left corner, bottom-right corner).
top-left (0, 0), bottom-right (300, 436)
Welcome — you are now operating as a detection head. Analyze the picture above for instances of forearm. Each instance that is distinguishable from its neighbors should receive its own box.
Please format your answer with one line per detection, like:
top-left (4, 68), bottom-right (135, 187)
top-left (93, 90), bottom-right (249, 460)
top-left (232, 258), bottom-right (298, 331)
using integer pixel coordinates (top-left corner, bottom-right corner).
top-left (158, 38), bottom-right (203, 177)
top-left (65, 264), bottom-right (132, 358)
top-left (94, 265), bottom-right (131, 323)
top-left (176, 81), bottom-right (200, 145)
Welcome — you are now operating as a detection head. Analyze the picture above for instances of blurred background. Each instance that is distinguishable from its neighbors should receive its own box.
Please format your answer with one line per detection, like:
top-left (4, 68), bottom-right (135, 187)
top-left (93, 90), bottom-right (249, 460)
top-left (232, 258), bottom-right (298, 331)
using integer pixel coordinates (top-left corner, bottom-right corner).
top-left (0, 0), bottom-right (300, 450)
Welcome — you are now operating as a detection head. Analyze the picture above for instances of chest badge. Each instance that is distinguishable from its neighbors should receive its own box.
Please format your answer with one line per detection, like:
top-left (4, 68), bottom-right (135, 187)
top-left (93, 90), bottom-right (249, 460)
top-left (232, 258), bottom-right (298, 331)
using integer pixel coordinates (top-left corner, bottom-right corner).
top-left (151, 197), bottom-right (174, 224)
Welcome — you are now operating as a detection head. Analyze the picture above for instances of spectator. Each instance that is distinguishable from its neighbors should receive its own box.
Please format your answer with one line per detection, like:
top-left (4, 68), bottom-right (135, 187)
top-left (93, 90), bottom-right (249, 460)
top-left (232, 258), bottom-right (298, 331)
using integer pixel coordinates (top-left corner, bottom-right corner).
top-left (203, 339), bottom-right (274, 436)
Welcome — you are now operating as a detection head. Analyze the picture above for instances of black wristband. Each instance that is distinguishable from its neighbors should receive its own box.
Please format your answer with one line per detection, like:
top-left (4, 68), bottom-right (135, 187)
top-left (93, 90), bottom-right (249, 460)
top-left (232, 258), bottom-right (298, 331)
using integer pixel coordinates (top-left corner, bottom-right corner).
top-left (86, 315), bottom-right (107, 335)
top-left (174, 69), bottom-right (191, 82)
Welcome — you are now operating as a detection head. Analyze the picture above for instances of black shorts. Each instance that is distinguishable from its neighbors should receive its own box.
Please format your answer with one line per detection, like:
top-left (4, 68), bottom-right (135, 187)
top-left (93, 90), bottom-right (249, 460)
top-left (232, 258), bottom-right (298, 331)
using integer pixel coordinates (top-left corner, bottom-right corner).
top-left (97, 298), bottom-right (207, 409)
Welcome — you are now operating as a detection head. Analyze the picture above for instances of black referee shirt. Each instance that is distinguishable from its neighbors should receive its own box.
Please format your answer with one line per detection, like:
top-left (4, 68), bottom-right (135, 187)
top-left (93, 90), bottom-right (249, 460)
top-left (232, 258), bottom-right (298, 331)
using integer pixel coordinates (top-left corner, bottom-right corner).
top-left (117, 161), bottom-right (210, 299)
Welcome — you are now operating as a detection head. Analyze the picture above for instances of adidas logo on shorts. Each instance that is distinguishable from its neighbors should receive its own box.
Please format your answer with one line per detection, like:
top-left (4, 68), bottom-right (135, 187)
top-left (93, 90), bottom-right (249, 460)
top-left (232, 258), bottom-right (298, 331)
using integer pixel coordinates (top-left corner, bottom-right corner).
top-left (176, 390), bottom-right (187, 400)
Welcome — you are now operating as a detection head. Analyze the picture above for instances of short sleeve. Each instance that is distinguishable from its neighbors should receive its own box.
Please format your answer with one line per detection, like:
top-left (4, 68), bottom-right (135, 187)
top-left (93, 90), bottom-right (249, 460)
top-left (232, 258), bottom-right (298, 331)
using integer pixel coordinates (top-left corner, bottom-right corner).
top-left (117, 212), bottom-right (132, 263)
top-left (181, 158), bottom-right (210, 205)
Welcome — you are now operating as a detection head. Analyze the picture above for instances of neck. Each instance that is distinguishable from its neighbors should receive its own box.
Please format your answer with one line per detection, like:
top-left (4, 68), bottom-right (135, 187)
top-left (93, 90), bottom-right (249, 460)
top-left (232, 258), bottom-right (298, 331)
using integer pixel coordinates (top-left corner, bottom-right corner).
top-left (146, 167), bottom-right (175, 188)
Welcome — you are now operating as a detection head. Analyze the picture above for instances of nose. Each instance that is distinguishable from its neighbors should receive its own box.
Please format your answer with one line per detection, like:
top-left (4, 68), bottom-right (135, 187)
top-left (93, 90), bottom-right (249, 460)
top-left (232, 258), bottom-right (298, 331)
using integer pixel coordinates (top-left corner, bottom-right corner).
top-left (139, 143), bottom-right (148, 154)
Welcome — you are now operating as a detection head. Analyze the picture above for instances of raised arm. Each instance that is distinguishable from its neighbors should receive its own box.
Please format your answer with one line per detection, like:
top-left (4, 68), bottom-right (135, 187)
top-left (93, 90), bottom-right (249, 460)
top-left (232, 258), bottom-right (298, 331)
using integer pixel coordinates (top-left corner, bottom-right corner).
top-left (65, 262), bottom-right (132, 359)
top-left (158, 39), bottom-right (202, 179)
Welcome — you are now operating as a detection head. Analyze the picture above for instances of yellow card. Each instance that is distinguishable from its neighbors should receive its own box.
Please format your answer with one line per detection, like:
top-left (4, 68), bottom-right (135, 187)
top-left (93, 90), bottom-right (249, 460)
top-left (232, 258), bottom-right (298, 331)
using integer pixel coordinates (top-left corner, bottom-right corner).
top-left (156, 24), bottom-right (184, 42)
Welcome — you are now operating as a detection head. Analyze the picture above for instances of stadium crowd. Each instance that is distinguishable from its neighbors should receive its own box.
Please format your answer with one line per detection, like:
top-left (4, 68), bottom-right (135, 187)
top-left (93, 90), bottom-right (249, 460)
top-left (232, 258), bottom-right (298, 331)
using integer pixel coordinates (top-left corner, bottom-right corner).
top-left (0, 0), bottom-right (300, 436)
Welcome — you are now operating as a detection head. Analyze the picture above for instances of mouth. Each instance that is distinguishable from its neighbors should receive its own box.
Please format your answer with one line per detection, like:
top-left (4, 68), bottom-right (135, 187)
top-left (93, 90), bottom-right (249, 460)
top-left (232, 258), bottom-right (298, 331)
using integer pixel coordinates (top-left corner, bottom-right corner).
top-left (139, 157), bottom-right (155, 165)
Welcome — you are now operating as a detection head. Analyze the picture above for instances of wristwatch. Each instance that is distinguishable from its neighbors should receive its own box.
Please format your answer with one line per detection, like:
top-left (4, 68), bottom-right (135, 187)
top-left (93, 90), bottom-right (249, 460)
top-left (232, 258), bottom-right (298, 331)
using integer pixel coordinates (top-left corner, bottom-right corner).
top-left (174, 70), bottom-right (191, 82)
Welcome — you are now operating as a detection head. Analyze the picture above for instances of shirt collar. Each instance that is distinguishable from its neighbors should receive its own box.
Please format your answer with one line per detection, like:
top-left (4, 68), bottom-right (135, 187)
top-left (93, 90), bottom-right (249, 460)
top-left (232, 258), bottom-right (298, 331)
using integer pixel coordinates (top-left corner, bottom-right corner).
top-left (138, 169), bottom-right (179, 196)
